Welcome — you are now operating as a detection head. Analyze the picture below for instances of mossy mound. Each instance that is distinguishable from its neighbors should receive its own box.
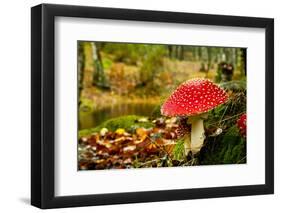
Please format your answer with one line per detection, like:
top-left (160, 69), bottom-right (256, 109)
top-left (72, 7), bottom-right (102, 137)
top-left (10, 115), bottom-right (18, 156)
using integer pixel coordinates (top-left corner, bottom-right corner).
top-left (79, 115), bottom-right (154, 138)
top-left (199, 126), bottom-right (246, 165)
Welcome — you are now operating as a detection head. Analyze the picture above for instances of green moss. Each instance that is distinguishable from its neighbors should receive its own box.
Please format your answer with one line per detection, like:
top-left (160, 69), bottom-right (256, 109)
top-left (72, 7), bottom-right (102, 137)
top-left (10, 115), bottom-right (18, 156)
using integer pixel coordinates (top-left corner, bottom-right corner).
top-left (79, 115), bottom-right (154, 138)
top-left (193, 83), bottom-right (246, 165)
top-left (199, 125), bottom-right (246, 165)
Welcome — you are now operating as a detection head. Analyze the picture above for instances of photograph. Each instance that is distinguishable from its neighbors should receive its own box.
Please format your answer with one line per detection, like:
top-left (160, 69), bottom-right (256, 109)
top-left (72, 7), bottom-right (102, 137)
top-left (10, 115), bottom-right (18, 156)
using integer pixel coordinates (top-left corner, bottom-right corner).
top-left (77, 41), bottom-right (247, 170)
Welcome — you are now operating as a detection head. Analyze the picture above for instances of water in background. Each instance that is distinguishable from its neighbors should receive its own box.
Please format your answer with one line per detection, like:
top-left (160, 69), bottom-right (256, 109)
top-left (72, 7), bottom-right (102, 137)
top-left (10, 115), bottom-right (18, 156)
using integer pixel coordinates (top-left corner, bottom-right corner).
top-left (79, 102), bottom-right (157, 130)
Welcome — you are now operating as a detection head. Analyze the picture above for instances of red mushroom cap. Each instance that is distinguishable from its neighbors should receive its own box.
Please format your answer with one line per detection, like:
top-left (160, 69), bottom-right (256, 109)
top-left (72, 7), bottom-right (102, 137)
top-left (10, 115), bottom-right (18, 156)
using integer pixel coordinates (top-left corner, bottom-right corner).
top-left (237, 114), bottom-right (246, 138)
top-left (161, 78), bottom-right (228, 117)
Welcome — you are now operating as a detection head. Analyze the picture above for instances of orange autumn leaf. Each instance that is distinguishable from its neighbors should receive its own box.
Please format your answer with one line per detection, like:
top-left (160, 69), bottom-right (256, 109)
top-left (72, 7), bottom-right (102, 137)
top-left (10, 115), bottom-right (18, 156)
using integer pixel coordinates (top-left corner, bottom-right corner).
top-left (135, 128), bottom-right (149, 144)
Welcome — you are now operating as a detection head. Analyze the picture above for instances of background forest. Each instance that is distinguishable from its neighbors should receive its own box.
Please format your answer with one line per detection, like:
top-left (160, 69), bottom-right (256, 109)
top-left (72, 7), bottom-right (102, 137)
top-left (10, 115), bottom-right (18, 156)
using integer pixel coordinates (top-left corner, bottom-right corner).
top-left (78, 41), bottom-right (247, 170)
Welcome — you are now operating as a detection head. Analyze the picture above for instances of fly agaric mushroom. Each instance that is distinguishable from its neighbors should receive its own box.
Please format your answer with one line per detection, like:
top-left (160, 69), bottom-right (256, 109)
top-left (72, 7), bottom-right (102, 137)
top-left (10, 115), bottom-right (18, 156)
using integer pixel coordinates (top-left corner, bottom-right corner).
top-left (237, 114), bottom-right (246, 138)
top-left (161, 78), bottom-right (228, 155)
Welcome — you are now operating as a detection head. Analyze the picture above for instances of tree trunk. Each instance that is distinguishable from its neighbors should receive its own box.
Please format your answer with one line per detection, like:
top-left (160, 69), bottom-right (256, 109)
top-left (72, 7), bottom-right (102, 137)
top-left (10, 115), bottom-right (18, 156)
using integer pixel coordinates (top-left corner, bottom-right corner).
top-left (78, 42), bottom-right (85, 104)
top-left (92, 42), bottom-right (108, 88)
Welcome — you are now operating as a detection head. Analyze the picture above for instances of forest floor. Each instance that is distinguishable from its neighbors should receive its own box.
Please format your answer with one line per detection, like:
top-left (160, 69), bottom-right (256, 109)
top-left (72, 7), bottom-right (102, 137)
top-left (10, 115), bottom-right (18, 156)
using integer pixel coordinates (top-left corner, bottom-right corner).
top-left (78, 80), bottom-right (247, 170)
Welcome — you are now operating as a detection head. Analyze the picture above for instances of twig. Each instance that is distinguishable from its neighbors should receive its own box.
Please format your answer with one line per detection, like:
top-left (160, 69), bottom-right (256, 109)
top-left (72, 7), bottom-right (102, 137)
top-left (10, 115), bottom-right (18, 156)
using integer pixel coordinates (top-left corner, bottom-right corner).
top-left (208, 112), bottom-right (246, 126)
top-left (236, 156), bottom-right (246, 164)
top-left (147, 135), bottom-right (173, 160)
top-left (138, 158), bottom-right (160, 167)
top-left (218, 105), bottom-right (228, 126)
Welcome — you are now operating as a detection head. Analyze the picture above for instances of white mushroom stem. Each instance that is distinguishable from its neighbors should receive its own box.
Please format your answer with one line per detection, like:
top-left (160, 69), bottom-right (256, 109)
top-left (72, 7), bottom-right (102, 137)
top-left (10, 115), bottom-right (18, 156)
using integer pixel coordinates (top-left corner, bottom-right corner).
top-left (183, 132), bottom-right (191, 156)
top-left (188, 114), bottom-right (207, 155)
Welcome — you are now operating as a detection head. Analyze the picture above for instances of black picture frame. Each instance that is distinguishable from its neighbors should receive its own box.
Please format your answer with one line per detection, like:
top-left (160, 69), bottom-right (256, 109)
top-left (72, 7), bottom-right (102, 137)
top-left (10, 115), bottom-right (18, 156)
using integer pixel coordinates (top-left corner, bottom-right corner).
top-left (31, 3), bottom-right (274, 209)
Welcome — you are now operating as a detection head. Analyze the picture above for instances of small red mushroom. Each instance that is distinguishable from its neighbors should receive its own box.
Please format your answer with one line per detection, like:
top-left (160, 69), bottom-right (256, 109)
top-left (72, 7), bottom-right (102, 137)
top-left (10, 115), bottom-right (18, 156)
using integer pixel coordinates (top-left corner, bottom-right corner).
top-left (161, 78), bottom-right (228, 155)
top-left (237, 114), bottom-right (246, 139)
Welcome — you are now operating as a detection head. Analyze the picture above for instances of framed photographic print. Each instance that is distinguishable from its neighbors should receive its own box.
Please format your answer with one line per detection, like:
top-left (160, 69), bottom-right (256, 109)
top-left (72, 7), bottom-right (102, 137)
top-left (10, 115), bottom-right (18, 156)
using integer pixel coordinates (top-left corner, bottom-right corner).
top-left (31, 3), bottom-right (274, 209)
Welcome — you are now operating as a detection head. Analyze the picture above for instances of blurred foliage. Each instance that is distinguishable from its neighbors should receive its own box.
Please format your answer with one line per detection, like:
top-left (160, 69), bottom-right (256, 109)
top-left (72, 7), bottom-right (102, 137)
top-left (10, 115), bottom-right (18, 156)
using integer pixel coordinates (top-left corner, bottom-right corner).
top-left (102, 43), bottom-right (148, 65)
top-left (139, 45), bottom-right (167, 84)
top-left (79, 41), bottom-right (246, 100)
top-left (101, 57), bottom-right (113, 70)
